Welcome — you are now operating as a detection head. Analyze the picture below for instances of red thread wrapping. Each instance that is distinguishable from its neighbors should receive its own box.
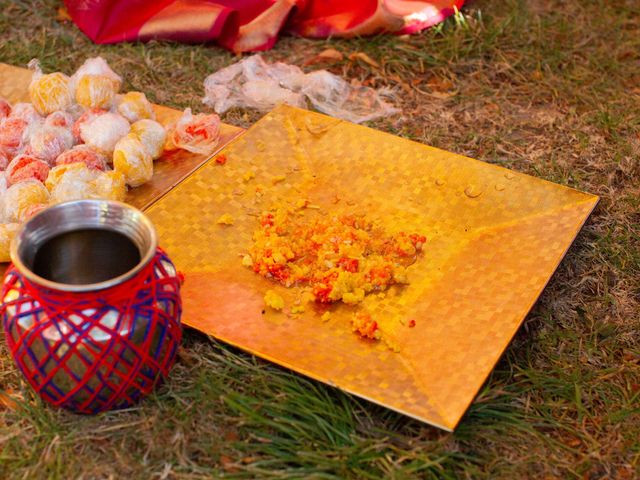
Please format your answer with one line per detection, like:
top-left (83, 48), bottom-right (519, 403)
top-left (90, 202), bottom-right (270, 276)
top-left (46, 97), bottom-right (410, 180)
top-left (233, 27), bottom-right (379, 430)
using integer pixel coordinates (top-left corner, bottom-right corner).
top-left (1, 248), bottom-right (182, 413)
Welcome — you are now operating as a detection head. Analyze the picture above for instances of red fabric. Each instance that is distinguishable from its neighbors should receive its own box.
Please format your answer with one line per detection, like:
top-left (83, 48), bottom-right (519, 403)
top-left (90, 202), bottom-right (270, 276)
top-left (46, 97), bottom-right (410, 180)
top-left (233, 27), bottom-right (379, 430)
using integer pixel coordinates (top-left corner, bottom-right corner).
top-left (64, 0), bottom-right (465, 52)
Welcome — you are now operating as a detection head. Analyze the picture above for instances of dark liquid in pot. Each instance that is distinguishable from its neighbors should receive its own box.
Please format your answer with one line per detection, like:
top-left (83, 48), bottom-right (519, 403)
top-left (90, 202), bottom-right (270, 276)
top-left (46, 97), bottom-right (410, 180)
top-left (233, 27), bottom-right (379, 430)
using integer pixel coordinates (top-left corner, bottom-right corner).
top-left (32, 229), bottom-right (141, 285)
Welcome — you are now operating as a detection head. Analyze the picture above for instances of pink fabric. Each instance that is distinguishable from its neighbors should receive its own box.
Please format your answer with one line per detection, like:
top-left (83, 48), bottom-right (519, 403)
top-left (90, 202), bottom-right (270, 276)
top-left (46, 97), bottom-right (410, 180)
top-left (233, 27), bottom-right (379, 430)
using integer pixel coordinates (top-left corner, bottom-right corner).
top-left (64, 0), bottom-right (465, 52)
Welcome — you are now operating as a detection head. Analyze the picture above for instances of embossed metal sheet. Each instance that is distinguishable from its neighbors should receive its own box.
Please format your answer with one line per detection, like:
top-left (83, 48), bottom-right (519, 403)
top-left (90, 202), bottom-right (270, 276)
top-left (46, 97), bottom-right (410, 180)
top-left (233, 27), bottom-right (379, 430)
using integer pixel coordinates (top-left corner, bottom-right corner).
top-left (145, 104), bottom-right (598, 430)
top-left (0, 63), bottom-right (244, 211)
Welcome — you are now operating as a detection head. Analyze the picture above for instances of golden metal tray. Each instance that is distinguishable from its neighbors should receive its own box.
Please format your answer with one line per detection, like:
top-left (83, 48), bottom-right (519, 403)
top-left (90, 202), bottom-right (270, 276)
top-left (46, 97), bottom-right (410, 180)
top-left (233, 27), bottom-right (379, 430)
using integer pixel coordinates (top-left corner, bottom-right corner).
top-left (145, 105), bottom-right (598, 431)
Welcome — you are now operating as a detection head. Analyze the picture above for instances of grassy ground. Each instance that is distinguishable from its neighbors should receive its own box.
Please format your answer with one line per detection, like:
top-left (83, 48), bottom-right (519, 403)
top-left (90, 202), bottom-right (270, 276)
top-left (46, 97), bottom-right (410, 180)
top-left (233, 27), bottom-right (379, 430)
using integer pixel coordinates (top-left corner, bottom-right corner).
top-left (1, 0), bottom-right (639, 478)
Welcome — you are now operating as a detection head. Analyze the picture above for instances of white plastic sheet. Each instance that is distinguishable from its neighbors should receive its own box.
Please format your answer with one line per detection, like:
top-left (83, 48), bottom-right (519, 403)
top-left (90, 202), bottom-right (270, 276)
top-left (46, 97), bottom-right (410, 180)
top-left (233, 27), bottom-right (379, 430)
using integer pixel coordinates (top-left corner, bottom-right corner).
top-left (202, 55), bottom-right (399, 124)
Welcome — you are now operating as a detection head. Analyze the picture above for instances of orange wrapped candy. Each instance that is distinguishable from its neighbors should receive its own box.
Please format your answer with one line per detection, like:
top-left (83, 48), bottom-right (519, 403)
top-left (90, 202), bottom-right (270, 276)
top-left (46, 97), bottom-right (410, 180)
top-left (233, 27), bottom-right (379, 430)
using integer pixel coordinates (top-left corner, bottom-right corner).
top-left (6, 154), bottom-right (50, 185)
top-left (4, 179), bottom-right (50, 222)
top-left (28, 60), bottom-right (73, 115)
top-left (117, 91), bottom-right (155, 123)
top-left (0, 99), bottom-right (11, 120)
top-left (45, 111), bottom-right (74, 129)
top-left (75, 75), bottom-right (120, 109)
top-left (27, 126), bottom-right (74, 165)
top-left (72, 108), bottom-right (107, 143)
top-left (46, 162), bottom-right (99, 204)
top-left (0, 118), bottom-right (28, 157)
top-left (79, 112), bottom-right (130, 155)
top-left (170, 108), bottom-right (220, 155)
top-left (9, 103), bottom-right (43, 124)
top-left (130, 119), bottom-right (166, 159)
top-left (0, 223), bottom-right (21, 262)
top-left (55, 145), bottom-right (107, 171)
top-left (0, 149), bottom-right (9, 170)
top-left (91, 169), bottom-right (126, 201)
top-left (113, 134), bottom-right (153, 187)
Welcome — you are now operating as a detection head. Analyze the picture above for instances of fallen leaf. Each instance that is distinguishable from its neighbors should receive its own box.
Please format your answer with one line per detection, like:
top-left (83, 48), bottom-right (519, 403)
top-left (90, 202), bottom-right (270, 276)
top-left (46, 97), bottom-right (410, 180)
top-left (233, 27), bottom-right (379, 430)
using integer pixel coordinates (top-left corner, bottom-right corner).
top-left (56, 6), bottom-right (72, 22)
top-left (427, 76), bottom-right (455, 92)
top-left (348, 52), bottom-right (380, 69)
top-left (0, 389), bottom-right (19, 411)
top-left (304, 48), bottom-right (344, 66)
top-left (220, 455), bottom-right (238, 472)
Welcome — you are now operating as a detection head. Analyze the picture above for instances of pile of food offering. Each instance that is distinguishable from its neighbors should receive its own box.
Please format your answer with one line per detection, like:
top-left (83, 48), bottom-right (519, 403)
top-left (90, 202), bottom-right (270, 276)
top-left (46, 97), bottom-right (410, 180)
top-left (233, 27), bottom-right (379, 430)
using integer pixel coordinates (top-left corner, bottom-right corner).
top-left (244, 206), bottom-right (426, 341)
top-left (0, 57), bottom-right (222, 261)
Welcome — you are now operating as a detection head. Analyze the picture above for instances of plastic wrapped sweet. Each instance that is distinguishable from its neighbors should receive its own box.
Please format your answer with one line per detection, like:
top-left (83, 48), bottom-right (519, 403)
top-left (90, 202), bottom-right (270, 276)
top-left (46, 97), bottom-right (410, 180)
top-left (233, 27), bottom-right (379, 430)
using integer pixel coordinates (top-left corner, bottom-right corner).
top-left (130, 119), bottom-right (166, 159)
top-left (170, 108), bottom-right (220, 155)
top-left (0, 223), bottom-right (20, 262)
top-left (55, 145), bottom-right (107, 171)
top-left (72, 108), bottom-right (107, 142)
top-left (46, 162), bottom-right (100, 204)
top-left (80, 112), bottom-right (130, 155)
top-left (0, 118), bottom-right (28, 157)
top-left (20, 202), bottom-right (48, 222)
top-left (4, 179), bottom-right (50, 222)
top-left (9, 103), bottom-right (43, 124)
top-left (6, 154), bottom-right (50, 185)
top-left (28, 60), bottom-right (73, 116)
top-left (91, 170), bottom-right (126, 201)
top-left (117, 91), bottom-right (155, 123)
top-left (113, 134), bottom-right (153, 187)
top-left (75, 75), bottom-right (120, 109)
top-left (71, 57), bottom-right (122, 92)
top-left (45, 110), bottom-right (74, 129)
top-left (0, 99), bottom-right (11, 120)
top-left (27, 126), bottom-right (74, 165)
top-left (0, 149), bottom-right (9, 170)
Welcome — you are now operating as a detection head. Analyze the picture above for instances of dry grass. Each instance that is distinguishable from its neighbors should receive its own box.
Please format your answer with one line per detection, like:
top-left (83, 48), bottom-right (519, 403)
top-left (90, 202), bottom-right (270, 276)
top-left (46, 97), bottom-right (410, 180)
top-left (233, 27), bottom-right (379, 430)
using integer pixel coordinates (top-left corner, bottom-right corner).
top-left (1, 0), bottom-right (639, 478)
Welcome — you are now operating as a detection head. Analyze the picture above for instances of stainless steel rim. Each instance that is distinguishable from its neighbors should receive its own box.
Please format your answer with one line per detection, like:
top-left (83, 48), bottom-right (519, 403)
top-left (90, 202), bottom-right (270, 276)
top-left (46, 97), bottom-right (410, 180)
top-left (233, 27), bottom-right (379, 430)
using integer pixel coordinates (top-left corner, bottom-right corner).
top-left (10, 200), bottom-right (158, 292)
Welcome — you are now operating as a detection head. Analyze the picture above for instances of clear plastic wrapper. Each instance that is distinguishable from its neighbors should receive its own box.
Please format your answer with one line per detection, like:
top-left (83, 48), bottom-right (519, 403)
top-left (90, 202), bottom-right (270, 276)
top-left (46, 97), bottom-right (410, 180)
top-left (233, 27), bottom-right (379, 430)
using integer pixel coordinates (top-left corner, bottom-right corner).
top-left (6, 154), bottom-right (50, 185)
top-left (117, 91), bottom-right (155, 123)
top-left (0, 118), bottom-right (28, 159)
top-left (202, 55), bottom-right (399, 124)
top-left (4, 179), bottom-right (50, 222)
top-left (113, 134), bottom-right (153, 187)
top-left (0, 99), bottom-right (11, 120)
top-left (46, 162), bottom-right (100, 204)
top-left (0, 149), bottom-right (9, 170)
top-left (91, 170), bottom-right (126, 201)
top-left (55, 145), bottom-right (107, 170)
top-left (72, 108), bottom-right (107, 142)
top-left (0, 223), bottom-right (20, 262)
top-left (79, 112), bottom-right (130, 155)
top-left (75, 75), bottom-right (120, 109)
top-left (9, 103), bottom-right (43, 124)
top-left (130, 119), bottom-right (166, 159)
top-left (70, 57), bottom-right (122, 92)
top-left (45, 110), bottom-right (74, 129)
top-left (20, 203), bottom-right (48, 222)
top-left (169, 108), bottom-right (220, 155)
top-left (27, 126), bottom-right (74, 165)
top-left (27, 60), bottom-right (73, 116)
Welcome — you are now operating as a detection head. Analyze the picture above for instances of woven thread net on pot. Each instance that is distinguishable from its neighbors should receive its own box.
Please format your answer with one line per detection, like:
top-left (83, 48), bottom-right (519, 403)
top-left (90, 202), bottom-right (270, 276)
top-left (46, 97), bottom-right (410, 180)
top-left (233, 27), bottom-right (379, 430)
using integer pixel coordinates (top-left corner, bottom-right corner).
top-left (1, 248), bottom-right (182, 413)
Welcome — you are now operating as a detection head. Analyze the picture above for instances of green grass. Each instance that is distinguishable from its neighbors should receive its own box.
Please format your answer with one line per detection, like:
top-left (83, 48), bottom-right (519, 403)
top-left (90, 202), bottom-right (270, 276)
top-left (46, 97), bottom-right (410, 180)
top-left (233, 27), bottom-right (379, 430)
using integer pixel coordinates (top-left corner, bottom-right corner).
top-left (1, 0), bottom-right (639, 478)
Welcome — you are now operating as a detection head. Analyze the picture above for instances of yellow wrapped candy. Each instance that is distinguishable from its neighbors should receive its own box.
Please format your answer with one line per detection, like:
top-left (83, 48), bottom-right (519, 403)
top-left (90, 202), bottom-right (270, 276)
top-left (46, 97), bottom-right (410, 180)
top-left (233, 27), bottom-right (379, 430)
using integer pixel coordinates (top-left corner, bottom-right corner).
top-left (113, 134), bottom-right (153, 187)
top-left (4, 180), bottom-right (50, 222)
top-left (130, 119), bottom-right (167, 160)
top-left (75, 75), bottom-right (120, 109)
top-left (46, 162), bottom-right (99, 204)
top-left (117, 92), bottom-right (155, 123)
top-left (91, 170), bottom-right (126, 202)
top-left (28, 61), bottom-right (73, 116)
top-left (0, 223), bottom-right (20, 263)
